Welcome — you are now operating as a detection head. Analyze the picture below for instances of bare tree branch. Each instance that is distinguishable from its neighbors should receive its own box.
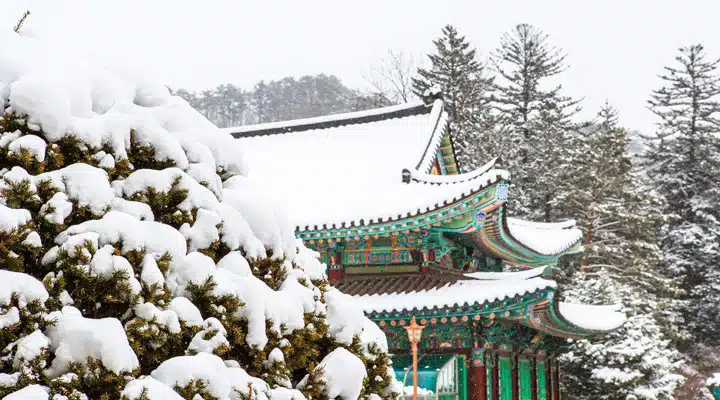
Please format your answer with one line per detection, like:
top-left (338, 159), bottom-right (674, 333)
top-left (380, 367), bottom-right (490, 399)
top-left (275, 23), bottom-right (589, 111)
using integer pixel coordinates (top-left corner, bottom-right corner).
top-left (13, 10), bottom-right (31, 33)
top-left (365, 50), bottom-right (419, 105)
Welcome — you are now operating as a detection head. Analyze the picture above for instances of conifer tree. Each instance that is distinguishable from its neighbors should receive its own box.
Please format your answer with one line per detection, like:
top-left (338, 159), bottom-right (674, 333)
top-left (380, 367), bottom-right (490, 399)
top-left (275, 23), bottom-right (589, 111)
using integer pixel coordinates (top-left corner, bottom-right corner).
top-left (412, 25), bottom-right (496, 171)
top-left (0, 30), bottom-right (398, 399)
top-left (643, 44), bottom-right (720, 350)
top-left (559, 104), bottom-right (684, 399)
top-left (491, 24), bottom-right (581, 220)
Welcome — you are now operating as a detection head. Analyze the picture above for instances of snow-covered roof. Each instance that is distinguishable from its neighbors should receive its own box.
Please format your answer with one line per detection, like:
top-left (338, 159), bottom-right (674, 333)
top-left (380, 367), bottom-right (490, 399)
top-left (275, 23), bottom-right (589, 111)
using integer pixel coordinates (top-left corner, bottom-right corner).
top-left (506, 218), bottom-right (583, 256)
top-left (349, 270), bottom-right (555, 314)
top-left (335, 266), bottom-right (625, 335)
top-left (226, 100), bottom-right (508, 231)
top-left (464, 267), bottom-right (545, 281)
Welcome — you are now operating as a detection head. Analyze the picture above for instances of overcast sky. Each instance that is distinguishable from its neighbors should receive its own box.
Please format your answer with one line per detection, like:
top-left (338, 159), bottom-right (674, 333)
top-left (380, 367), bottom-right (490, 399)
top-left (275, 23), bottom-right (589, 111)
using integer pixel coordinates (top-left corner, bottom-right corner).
top-left (1, 0), bottom-right (718, 133)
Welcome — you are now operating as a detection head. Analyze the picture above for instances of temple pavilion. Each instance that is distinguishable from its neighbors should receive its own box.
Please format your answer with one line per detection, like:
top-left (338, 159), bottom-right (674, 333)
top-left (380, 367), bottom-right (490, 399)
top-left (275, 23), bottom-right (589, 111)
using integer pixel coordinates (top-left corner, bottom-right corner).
top-left (225, 93), bottom-right (625, 400)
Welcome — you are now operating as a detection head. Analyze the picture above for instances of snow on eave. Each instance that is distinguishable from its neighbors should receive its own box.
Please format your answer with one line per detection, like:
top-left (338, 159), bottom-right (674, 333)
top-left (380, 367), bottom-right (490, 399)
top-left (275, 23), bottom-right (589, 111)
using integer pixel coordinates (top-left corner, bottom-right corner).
top-left (464, 266), bottom-right (546, 281)
top-left (505, 217), bottom-right (583, 256)
top-left (507, 218), bottom-right (578, 230)
top-left (408, 157), bottom-right (509, 185)
top-left (222, 100), bottom-right (430, 137)
top-left (353, 277), bottom-right (555, 314)
top-left (557, 302), bottom-right (626, 332)
top-left (295, 172), bottom-right (508, 233)
top-left (412, 99), bottom-right (449, 174)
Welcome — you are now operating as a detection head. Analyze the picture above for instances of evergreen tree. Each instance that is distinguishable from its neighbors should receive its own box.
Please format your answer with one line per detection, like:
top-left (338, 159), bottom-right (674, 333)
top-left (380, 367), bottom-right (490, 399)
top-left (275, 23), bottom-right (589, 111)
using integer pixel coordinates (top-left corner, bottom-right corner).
top-left (491, 23), bottom-right (581, 220)
top-left (412, 25), bottom-right (495, 171)
top-left (559, 104), bottom-right (684, 399)
top-left (643, 44), bottom-right (720, 351)
top-left (0, 31), bottom-right (398, 398)
top-left (562, 271), bottom-right (684, 400)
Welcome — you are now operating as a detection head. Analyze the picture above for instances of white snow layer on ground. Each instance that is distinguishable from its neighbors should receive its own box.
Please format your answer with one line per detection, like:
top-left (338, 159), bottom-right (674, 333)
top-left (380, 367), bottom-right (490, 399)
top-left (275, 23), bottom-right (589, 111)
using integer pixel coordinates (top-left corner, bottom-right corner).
top-left (0, 28), bottom-right (386, 398)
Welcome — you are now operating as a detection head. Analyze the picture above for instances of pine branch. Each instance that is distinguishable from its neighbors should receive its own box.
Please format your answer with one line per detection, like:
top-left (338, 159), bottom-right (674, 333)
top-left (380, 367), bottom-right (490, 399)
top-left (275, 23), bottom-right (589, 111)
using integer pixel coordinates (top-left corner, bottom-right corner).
top-left (13, 10), bottom-right (31, 33)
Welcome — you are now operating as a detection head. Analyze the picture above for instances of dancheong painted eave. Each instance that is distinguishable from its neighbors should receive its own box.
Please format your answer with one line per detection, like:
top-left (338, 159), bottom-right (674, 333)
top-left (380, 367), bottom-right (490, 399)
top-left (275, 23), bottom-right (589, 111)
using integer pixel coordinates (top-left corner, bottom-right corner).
top-left (339, 267), bottom-right (626, 338)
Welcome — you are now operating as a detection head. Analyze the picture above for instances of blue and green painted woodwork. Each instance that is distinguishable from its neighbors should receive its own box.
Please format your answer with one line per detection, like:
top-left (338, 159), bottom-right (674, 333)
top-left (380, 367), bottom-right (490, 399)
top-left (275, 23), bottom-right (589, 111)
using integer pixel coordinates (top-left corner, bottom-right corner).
top-left (485, 350), bottom-right (496, 400)
top-left (536, 358), bottom-right (548, 400)
top-left (709, 383), bottom-right (719, 400)
top-left (438, 133), bottom-right (459, 175)
top-left (498, 352), bottom-right (513, 400)
top-left (458, 354), bottom-right (468, 400)
top-left (299, 182), bottom-right (501, 242)
top-left (518, 357), bottom-right (532, 400)
top-left (303, 202), bottom-right (578, 277)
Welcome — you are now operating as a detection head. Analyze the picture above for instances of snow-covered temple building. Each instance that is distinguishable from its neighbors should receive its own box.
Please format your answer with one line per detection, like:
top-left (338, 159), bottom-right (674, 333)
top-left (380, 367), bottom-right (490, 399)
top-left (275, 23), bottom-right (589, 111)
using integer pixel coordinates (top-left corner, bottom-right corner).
top-left (226, 94), bottom-right (625, 400)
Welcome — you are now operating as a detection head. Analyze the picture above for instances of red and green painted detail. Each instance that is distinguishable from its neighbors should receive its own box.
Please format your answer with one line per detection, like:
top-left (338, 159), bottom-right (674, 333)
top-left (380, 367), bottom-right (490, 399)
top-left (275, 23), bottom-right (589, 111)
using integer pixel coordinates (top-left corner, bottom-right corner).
top-left (710, 384), bottom-right (720, 400)
top-left (366, 286), bottom-right (610, 342)
top-left (367, 287), bottom-right (553, 323)
top-left (438, 133), bottom-right (459, 175)
top-left (299, 181), bottom-right (581, 270)
top-left (297, 178), bottom-right (505, 242)
top-left (467, 207), bottom-right (582, 268)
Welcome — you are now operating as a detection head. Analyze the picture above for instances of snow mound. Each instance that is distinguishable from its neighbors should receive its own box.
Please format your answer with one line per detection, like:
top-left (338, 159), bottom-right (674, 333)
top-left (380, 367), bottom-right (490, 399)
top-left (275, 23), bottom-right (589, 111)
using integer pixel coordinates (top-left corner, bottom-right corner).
top-left (708, 372), bottom-right (720, 386)
top-left (0, 27), bottom-right (391, 399)
top-left (300, 348), bottom-right (366, 400)
top-left (44, 306), bottom-right (140, 377)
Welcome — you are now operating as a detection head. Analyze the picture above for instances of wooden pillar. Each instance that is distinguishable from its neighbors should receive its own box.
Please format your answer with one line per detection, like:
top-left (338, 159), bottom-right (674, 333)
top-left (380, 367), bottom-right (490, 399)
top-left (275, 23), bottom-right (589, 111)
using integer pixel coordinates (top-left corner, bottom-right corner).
top-left (470, 348), bottom-right (487, 400)
top-left (546, 357), bottom-right (553, 400)
top-left (511, 350), bottom-right (519, 400)
top-left (518, 350), bottom-right (536, 400)
top-left (552, 360), bottom-right (560, 400)
top-left (498, 345), bottom-right (513, 400)
top-left (530, 351), bottom-right (537, 400)
top-left (490, 347), bottom-right (499, 400)
top-left (327, 250), bottom-right (344, 281)
top-left (546, 358), bottom-right (559, 400)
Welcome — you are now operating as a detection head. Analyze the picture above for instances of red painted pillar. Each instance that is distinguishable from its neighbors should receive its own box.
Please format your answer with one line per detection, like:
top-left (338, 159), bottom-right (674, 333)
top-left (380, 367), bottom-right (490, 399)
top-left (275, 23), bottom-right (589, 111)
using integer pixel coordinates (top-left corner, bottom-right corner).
top-left (420, 248), bottom-right (435, 273)
top-left (327, 249), bottom-right (344, 281)
top-left (491, 349), bottom-right (499, 400)
top-left (545, 357), bottom-right (552, 400)
top-left (511, 351), bottom-right (519, 400)
top-left (470, 348), bottom-right (487, 400)
top-left (530, 354), bottom-right (537, 400)
top-left (552, 361), bottom-right (560, 400)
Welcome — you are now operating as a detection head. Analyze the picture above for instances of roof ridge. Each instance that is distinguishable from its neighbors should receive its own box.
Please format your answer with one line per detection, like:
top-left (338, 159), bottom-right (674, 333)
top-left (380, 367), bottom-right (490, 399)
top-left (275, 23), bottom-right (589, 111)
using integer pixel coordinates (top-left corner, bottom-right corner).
top-left (223, 100), bottom-right (431, 138)
top-left (412, 99), bottom-right (448, 173)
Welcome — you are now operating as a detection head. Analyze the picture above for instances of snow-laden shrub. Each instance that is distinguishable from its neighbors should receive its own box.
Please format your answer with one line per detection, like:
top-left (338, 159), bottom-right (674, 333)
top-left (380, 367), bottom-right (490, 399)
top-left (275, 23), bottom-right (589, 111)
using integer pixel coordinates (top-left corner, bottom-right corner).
top-left (0, 28), bottom-right (397, 399)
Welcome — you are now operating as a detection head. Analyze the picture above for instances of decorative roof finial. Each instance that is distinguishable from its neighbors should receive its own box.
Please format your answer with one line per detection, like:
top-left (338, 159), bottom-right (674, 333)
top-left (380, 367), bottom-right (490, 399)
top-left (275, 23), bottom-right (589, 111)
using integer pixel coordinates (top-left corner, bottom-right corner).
top-left (494, 156), bottom-right (504, 169)
top-left (542, 265), bottom-right (556, 280)
top-left (401, 168), bottom-right (411, 183)
top-left (422, 85), bottom-right (443, 105)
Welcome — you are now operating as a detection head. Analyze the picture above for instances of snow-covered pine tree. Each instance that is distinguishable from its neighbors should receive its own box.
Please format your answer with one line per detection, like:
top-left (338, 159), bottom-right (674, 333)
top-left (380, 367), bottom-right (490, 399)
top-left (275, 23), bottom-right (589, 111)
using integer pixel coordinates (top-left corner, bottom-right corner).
top-left (558, 103), bottom-right (684, 399)
top-left (491, 23), bottom-right (581, 220)
top-left (412, 25), bottom-right (495, 171)
top-left (643, 44), bottom-right (720, 358)
top-left (0, 27), bottom-right (398, 399)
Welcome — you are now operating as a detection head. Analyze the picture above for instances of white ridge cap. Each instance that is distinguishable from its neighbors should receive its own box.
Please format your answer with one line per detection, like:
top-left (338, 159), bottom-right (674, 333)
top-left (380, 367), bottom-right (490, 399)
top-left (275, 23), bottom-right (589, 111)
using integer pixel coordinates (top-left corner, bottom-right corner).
top-left (223, 101), bottom-right (427, 135)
